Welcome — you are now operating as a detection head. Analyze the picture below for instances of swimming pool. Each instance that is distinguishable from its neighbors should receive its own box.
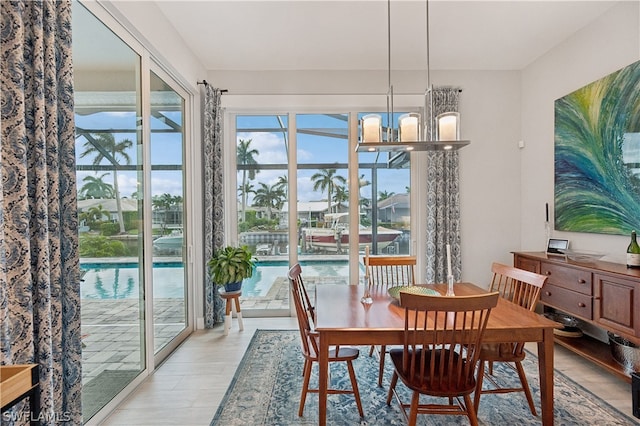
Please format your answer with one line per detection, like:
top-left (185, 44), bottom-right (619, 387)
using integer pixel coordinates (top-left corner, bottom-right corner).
top-left (80, 260), bottom-right (354, 299)
top-left (81, 262), bottom-right (185, 299)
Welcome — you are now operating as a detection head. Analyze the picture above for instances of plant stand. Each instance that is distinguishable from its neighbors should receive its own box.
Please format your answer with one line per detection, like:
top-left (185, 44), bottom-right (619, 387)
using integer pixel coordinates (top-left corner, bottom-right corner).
top-left (219, 289), bottom-right (243, 335)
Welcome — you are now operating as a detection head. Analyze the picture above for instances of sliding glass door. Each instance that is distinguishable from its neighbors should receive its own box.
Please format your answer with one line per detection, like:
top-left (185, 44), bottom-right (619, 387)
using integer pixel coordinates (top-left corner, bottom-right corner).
top-left (232, 112), bottom-right (412, 314)
top-left (73, 3), bottom-right (145, 420)
top-left (149, 71), bottom-right (188, 354)
top-left (73, 2), bottom-right (192, 422)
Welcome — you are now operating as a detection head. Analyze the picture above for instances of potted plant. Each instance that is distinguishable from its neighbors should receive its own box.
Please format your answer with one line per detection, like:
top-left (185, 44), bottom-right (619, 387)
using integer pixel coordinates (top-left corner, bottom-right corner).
top-left (208, 245), bottom-right (256, 292)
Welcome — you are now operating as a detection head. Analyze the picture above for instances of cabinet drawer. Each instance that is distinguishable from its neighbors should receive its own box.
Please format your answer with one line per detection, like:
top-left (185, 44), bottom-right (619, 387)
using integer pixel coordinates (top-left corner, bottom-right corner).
top-left (541, 283), bottom-right (593, 320)
top-left (515, 255), bottom-right (540, 274)
top-left (541, 263), bottom-right (592, 295)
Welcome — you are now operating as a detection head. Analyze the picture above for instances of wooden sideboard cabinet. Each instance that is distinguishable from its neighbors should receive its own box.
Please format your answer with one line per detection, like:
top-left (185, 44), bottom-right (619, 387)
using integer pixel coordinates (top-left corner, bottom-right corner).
top-left (514, 251), bottom-right (640, 381)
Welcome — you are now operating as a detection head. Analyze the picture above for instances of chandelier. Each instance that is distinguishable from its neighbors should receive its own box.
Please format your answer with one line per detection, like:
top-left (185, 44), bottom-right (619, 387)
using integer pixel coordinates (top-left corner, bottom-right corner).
top-left (356, 0), bottom-right (470, 152)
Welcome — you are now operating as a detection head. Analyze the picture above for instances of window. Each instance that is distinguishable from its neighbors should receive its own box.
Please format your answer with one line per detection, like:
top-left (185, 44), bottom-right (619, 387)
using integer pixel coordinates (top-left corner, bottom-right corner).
top-left (232, 111), bottom-right (412, 314)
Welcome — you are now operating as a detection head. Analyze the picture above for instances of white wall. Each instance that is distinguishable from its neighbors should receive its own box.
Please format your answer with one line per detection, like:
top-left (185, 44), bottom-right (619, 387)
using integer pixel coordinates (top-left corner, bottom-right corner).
top-left (521, 1), bottom-right (640, 263)
top-left (445, 71), bottom-right (522, 284)
top-left (102, 1), bottom-right (206, 91)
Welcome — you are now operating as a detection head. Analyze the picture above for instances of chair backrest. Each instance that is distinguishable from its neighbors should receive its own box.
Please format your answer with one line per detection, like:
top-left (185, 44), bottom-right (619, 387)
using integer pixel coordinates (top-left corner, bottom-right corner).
top-left (288, 263), bottom-right (315, 323)
top-left (364, 252), bottom-right (417, 289)
top-left (288, 263), bottom-right (318, 358)
top-left (398, 292), bottom-right (499, 391)
top-left (489, 262), bottom-right (547, 311)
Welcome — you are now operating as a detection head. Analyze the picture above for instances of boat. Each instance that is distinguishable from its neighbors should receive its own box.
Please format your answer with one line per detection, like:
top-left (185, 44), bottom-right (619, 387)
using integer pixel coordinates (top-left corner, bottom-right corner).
top-left (153, 230), bottom-right (183, 254)
top-left (302, 212), bottom-right (402, 253)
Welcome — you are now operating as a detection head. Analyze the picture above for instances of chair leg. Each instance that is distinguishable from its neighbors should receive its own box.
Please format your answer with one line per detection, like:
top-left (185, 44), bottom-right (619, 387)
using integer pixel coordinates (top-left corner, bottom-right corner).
top-left (223, 314), bottom-right (231, 336)
top-left (298, 359), bottom-right (312, 417)
top-left (378, 345), bottom-right (386, 387)
top-left (369, 345), bottom-right (375, 357)
top-left (474, 359), bottom-right (486, 414)
top-left (515, 360), bottom-right (538, 416)
top-left (346, 360), bottom-right (364, 418)
top-left (464, 394), bottom-right (479, 426)
top-left (408, 391), bottom-right (420, 426)
top-left (233, 296), bottom-right (244, 331)
top-left (386, 372), bottom-right (398, 405)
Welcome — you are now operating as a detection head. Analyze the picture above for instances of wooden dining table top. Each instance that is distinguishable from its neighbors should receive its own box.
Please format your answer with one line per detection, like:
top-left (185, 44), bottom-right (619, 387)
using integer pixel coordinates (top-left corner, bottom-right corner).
top-left (313, 282), bottom-right (560, 426)
top-left (314, 282), bottom-right (561, 343)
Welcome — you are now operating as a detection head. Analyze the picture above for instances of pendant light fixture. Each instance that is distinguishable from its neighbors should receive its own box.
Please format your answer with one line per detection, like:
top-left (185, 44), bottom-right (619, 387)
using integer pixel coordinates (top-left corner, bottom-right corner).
top-left (357, 0), bottom-right (470, 152)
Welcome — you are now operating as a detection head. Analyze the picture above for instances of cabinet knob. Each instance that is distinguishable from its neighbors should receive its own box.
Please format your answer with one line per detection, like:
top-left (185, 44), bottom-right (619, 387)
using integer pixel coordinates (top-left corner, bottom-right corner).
top-left (578, 302), bottom-right (586, 308)
top-left (544, 291), bottom-right (551, 296)
top-left (578, 279), bottom-right (586, 284)
top-left (546, 271), bottom-right (552, 275)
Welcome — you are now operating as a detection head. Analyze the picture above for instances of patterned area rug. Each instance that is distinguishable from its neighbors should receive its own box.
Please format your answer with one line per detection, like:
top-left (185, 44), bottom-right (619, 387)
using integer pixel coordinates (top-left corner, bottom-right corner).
top-left (211, 330), bottom-right (637, 425)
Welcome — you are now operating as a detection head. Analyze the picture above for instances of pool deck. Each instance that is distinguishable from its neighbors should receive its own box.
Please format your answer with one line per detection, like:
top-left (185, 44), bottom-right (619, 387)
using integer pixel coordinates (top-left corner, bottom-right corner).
top-left (80, 254), bottom-right (358, 419)
top-left (81, 298), bottom-right (185, 383)
top-left (81, 265), bottom-right (349, 382)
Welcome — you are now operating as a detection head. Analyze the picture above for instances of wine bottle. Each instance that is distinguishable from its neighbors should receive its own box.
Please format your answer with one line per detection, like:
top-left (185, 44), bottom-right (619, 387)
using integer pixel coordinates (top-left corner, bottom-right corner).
top-left (627, 230), bottom-right (640, 268)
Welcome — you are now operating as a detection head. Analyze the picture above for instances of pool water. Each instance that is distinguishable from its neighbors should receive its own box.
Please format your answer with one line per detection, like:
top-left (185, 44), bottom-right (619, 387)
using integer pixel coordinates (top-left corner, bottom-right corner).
top-left (80, 260), bottom-right (352, 299)
top-left (81, 263), bottom-right (185, 299)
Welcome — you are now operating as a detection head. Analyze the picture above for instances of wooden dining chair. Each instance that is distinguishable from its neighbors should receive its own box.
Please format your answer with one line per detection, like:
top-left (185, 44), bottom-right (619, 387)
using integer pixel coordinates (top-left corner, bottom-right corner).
top-left (386, 291), bottom-right (499, 426)
top-left (364, 249), bottom-right (417, 386)
top-left (287, 263), bottom-right (364, 418)
top-left (473, 262), bottom-right (548, 416)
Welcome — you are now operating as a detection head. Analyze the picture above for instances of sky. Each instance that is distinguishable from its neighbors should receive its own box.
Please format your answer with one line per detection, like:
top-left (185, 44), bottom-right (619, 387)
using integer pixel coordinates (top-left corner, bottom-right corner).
top-left (75, 110), bottom-right (184, 199)
top-left (236, 114), bottom-right (410, 206)
top-left (74, 111), bottom-right (411, 206)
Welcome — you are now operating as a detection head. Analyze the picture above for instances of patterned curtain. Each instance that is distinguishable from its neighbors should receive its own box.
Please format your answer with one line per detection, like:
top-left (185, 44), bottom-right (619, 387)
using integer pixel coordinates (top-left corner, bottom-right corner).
top-left (1, 1), bottom-right (82, 424)
top-left (425, 87), bottom-right (462, 283)
top-left (203, 85), bottom-right (226, 328)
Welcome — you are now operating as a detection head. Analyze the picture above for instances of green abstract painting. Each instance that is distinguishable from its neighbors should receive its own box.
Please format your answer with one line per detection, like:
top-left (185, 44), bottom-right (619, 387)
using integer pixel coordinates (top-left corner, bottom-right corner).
top-left (555, 59), bottom-right (640, 235)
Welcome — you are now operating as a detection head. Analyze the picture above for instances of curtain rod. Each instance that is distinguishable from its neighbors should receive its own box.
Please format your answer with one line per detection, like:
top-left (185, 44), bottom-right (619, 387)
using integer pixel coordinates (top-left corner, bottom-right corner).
top-left (196, 80), bottom-right (460, 96)
top-left (195, 89), bottom-right (462, 96)
top-left (197, 80), bottom-right (228, 93)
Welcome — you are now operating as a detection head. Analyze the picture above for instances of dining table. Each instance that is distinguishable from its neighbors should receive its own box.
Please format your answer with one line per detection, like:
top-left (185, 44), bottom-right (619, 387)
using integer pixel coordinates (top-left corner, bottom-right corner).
top-left (314, 282), bottom-right (561, 426)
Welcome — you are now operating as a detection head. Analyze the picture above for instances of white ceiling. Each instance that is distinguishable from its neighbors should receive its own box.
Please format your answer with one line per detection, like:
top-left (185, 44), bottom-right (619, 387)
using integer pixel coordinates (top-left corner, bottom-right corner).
top-left (152, 0), bottom-right (620, 72)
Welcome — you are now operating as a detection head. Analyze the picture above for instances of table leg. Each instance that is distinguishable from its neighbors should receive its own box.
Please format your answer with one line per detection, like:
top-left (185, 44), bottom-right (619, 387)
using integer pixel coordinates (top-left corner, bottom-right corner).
top-left (224, 299), bottom-right (232, 336)
top-left (537, 327), bottom-right (555, 425)
top-left (318, 332), bottom-right (328, 426)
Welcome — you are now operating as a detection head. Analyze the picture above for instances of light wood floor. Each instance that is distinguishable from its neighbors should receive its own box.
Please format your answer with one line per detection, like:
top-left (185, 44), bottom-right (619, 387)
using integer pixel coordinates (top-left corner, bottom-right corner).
top-left (97, 317), bottom-right (636, 425)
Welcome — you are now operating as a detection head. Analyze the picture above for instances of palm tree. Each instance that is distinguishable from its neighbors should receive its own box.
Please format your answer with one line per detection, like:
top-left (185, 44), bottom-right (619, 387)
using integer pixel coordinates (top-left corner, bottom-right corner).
top-left (237, 139), bottom-right (259, 222)
top-left (79, 173), bottom-right (114, 200)
top-left (311, 168), bottom-right (346, 214)
top-left (253, 183), bottom-right (285, 221)
top-left (80, 133), bottom-right (133, 234)
top-left (152, 193), bottom-right (182, 232)
top-left (275, 175), bottom-right (288, 198)
top-left (333, 184), bottom-right (348, 212)
top-left (152, 193), bottom-right (174, 211)
top-left (238, 182), bottom-right (255, 214)
top-left (79, 204), bottom-right (110, 230)
top-left (378, 190), bottom-right (395, 201)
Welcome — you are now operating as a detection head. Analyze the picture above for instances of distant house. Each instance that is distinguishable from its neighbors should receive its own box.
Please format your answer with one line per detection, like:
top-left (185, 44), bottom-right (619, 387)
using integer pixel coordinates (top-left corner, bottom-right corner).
top-left (77, 198), bottom-right (138, 221)
top-left (377, 193), bottom-right (410, 225)
top-left (77, 198), bottom-right (141, 232)
top-left (279, 200), bottom-right (347, 228)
